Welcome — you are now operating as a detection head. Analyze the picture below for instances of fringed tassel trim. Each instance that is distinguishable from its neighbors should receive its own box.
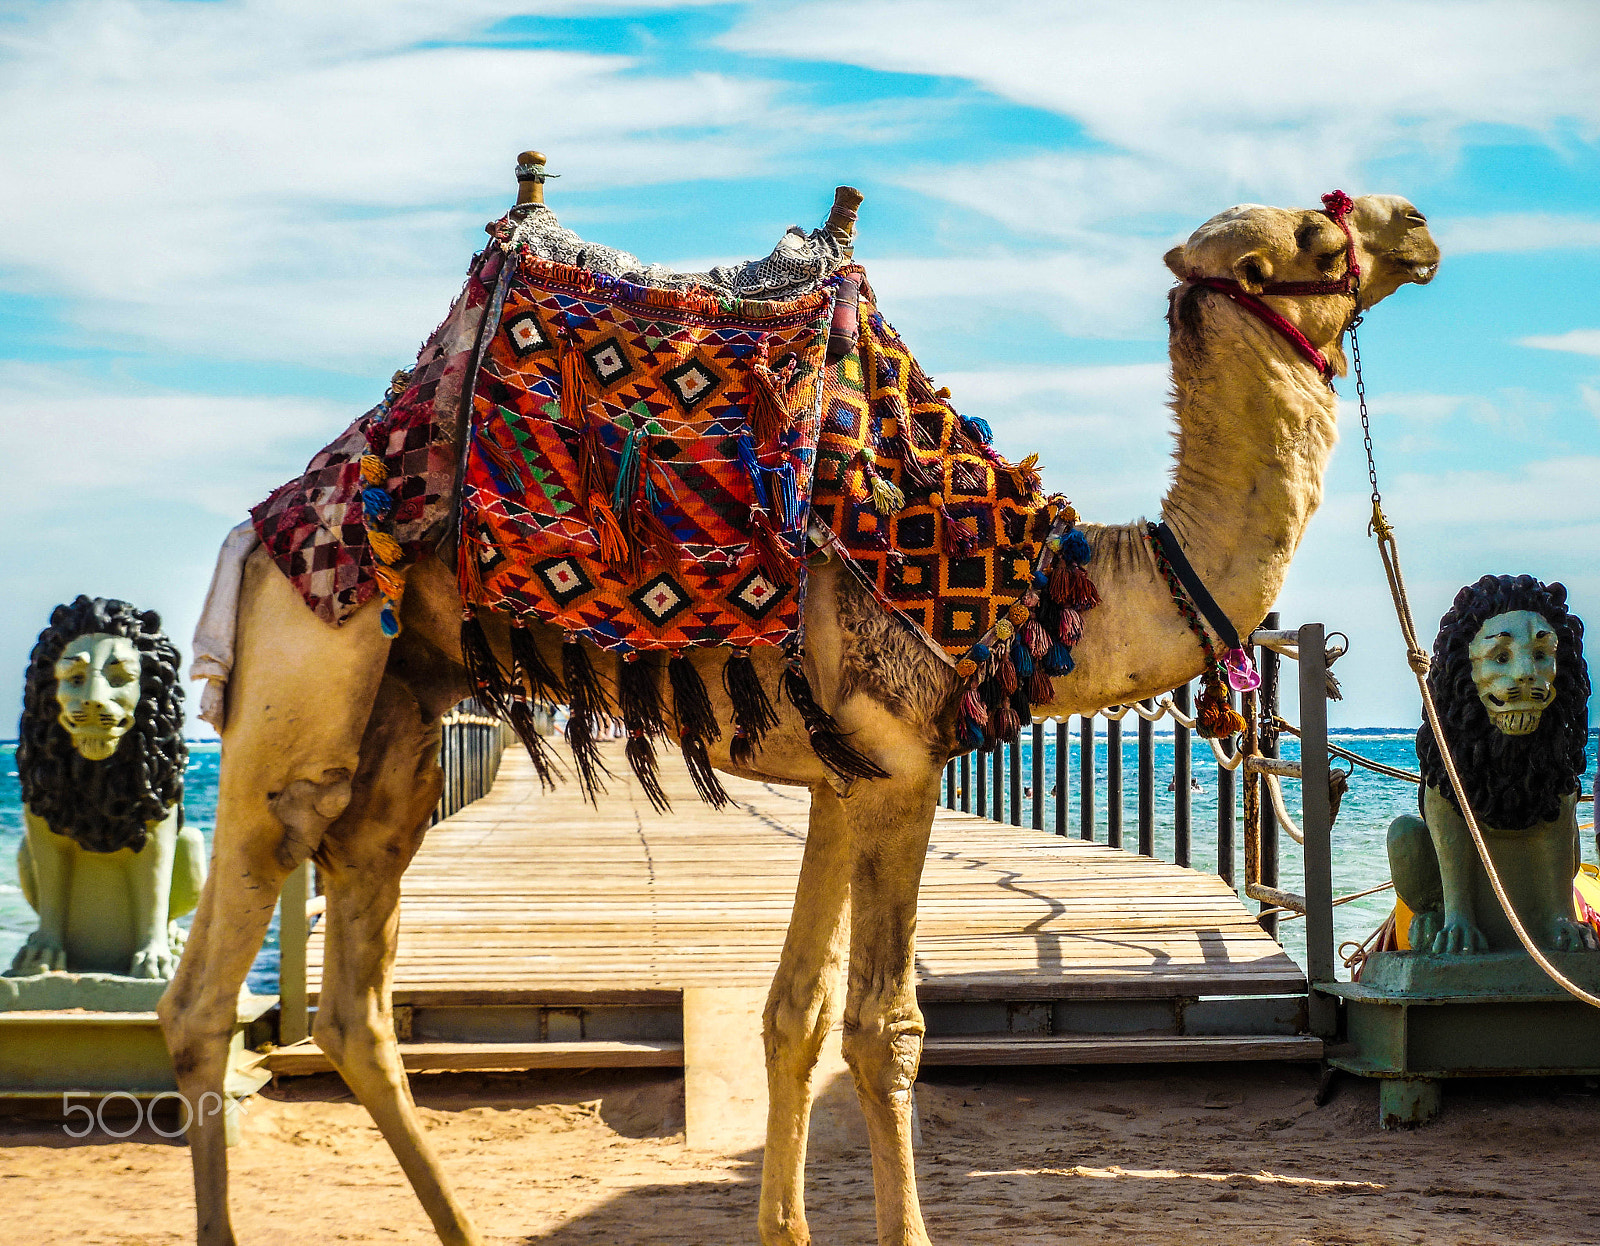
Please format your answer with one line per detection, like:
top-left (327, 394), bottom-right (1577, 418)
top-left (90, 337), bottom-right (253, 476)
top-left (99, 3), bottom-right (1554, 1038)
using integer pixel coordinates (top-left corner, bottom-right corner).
top-left (561, 633), bottom-right (613, 802)
top-left (782, 648), bottom-right (889, 783)
top-left (927, 491), bottom-right (978, 557)
top-left (723, 647), bottom-right (778, 768)
top-left (745, 509), bottom-right (800, 585)
top-left (508, 619), bottom-right (566, 705)
top-left (668, 649), bottom-right (729, 808)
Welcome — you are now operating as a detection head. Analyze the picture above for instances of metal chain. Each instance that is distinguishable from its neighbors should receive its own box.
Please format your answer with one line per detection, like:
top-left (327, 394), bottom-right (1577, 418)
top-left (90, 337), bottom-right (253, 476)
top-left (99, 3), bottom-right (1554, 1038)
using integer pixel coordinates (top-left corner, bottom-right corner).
top-left (1348, 273), bottom-right (1382, 512)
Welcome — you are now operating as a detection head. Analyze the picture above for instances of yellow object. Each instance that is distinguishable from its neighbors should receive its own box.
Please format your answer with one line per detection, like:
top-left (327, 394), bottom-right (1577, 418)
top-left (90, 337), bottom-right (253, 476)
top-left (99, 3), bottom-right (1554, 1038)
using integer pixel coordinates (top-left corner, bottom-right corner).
top-left (367, 530), bottom-right (403, 565)
top-left (359, 454), bottom-right (389, 484)
top-left (1394, 862), bottom-right (1600, 951)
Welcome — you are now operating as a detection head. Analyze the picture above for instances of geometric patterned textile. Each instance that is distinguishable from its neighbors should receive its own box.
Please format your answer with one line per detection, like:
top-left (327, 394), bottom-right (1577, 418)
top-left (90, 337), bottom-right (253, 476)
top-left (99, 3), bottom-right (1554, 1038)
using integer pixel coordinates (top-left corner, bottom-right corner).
top-left (460, 248), bottom-right (835, 652)
top-left (811, 269), bottom-right (1057, 659)
top-left (251, 255), bottom-right (494, 625)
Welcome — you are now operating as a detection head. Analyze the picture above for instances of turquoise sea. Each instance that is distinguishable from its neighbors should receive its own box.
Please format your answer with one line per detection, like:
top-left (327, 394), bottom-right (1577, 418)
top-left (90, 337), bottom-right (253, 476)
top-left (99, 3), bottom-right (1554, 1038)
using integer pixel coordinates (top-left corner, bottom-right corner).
top-left (2, 732), bottom-right (1595, 991)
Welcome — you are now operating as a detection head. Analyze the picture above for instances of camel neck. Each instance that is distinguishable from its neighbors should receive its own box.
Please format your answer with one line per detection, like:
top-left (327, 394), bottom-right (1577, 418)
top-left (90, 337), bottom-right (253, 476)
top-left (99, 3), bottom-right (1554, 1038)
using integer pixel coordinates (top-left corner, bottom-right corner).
top-left (1156, 295), bottom-right (1342, 639)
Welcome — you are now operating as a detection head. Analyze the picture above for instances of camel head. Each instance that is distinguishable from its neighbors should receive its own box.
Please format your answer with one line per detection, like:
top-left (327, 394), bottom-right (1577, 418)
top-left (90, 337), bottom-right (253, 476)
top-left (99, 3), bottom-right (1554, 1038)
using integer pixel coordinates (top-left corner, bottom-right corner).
top-left (1164, 194), bottom-right (1439, 311)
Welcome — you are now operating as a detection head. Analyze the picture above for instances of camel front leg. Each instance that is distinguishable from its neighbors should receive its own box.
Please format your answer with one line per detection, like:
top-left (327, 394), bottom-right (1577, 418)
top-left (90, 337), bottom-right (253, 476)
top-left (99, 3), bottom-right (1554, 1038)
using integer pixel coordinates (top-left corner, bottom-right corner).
top-left (159, 548), bottom-right (392, 1246)
top-left (841, 769), bottom-right (941, 1246)
top-left (760, 782), bottom-right (852, 1246)
top-left (313, 674), bottom-right (482, 1246)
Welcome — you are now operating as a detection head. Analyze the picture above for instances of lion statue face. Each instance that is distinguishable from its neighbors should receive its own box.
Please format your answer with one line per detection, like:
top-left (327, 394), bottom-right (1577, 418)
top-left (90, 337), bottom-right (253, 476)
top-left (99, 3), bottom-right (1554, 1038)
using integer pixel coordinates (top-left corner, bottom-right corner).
top-left (54, 633), bottom-right (143, 761)
top-left (17, 596), bottom-right (186, 854)
top-left (1416, 574), bottom-right (1589, 832)
top-left (1469, 610), bottom-right (1558, 737)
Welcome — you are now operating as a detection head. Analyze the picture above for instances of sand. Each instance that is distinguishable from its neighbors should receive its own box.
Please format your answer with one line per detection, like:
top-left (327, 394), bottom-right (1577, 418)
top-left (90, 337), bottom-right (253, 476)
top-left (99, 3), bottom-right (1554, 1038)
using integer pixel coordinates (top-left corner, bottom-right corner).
top-left (3, 1064), bottom-right (1598, 1245)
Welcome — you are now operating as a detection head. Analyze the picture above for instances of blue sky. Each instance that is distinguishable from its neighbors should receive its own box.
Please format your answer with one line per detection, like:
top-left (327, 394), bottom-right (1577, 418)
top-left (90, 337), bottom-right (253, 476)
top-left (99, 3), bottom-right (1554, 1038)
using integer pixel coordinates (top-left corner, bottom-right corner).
top-left (1, 0), bottom-right (1597, 735)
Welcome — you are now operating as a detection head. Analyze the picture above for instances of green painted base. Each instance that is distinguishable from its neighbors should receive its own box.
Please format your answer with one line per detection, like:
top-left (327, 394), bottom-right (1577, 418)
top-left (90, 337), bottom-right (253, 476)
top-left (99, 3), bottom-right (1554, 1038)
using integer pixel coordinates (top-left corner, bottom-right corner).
top-left (1324, 951), bottom-right (1600, 1128)
top-left (1378, 1077), bottom-right (1441, 1130)
top-left (0, 993), bottom-right (276, 1146)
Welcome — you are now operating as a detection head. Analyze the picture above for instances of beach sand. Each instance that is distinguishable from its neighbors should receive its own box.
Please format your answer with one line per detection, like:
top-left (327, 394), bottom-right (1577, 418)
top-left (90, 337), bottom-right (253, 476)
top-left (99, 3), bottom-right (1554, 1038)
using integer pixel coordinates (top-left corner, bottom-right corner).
top-left (3, 1063), bottom-right (1598, 1244)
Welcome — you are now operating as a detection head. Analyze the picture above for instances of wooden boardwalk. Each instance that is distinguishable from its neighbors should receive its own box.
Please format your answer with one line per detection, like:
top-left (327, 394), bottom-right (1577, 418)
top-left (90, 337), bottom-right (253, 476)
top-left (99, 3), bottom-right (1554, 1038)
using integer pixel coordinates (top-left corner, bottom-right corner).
top-left (304, 742), bottom-right (1307, 1043)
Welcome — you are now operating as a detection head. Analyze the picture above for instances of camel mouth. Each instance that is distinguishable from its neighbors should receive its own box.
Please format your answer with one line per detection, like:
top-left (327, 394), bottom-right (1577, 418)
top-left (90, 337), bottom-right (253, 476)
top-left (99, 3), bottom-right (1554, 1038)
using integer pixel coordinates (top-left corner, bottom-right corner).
top-left (1410, 262), bottom-right (1438, 284)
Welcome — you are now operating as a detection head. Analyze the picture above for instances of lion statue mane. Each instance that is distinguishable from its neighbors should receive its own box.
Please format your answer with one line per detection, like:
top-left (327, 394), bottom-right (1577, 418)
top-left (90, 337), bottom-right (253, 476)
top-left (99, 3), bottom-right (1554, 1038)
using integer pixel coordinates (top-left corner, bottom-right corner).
top-left (17, 596), bottom-right (186, 853)
top-left (1416, 573), bottom-right (1590, 831)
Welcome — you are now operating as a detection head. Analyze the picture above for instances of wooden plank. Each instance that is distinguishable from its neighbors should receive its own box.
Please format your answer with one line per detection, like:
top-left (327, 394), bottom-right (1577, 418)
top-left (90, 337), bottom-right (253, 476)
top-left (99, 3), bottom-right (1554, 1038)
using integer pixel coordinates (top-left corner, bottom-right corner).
top-left (921, 1034), bottom-right (1324, 1065)
top-left (300, 742), bottom-right (1307, 1010)
top-left (264, 1039), bottom-right (684, 1075)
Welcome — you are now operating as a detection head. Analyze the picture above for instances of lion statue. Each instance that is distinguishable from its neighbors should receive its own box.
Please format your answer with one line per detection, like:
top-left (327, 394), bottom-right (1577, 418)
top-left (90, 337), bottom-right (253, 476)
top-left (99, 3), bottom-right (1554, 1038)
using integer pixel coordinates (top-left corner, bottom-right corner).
top-left (7, 596), bottom-right (206, 980)
top-left (1388, 573), bottom-right (1593, 955)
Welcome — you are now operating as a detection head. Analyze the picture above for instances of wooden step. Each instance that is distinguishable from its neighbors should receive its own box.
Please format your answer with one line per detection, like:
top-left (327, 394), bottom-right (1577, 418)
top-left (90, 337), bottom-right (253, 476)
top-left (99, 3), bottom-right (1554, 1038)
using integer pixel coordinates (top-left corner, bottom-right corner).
top-left (263, 1038), bottom-right (684, 1076)
top-left (920, 1034), bottom-right (1324, 1066)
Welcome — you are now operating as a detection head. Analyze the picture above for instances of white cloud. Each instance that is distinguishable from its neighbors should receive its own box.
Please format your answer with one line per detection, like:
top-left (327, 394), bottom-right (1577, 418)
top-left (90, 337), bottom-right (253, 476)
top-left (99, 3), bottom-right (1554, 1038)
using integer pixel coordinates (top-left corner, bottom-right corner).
top-left (1436, 214), bottom-right (1600, 255)
top-left (1521, 329), bottom-right (1600, 356)
top-left (0, 1), bottom-right (803, 368)
top-left (726, 0), bottom-right (1600, 243)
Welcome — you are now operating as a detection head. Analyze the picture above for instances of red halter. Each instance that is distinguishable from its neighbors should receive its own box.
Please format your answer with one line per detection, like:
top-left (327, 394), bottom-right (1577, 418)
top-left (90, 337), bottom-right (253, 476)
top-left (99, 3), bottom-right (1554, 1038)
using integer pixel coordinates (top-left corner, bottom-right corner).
top-left (1184, 190), bottom-right (1360, 385)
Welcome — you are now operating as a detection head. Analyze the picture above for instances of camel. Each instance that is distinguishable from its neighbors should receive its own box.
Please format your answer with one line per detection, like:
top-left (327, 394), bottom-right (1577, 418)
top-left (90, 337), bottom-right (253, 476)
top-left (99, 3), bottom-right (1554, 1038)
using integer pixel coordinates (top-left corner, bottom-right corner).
top-left (157, 191), bottom-right (1439, 1246)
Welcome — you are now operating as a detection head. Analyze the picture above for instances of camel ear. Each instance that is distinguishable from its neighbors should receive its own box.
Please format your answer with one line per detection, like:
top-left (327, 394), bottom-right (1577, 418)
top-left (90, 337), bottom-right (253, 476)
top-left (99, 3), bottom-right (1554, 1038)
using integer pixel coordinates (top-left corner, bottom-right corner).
top-left (1231, 251), bottom-right (1272, 294)
top-left (1163, 245), bottom-right (1188, 279)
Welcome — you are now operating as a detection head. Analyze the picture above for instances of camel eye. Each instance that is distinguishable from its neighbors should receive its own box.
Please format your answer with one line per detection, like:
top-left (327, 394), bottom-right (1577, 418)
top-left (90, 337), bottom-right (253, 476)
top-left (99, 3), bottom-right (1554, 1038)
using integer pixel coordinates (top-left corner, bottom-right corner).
top-left (1406, 211), bottom-right (1427, 224)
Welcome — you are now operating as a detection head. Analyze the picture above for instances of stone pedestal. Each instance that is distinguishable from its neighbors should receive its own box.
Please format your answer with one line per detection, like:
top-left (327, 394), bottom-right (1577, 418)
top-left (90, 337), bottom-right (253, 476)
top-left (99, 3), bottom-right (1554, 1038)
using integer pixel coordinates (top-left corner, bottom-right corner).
top-left (0, 974), bottom-right (274, 1145)
top-left (1323, 950), bottom-right (1600, 1128)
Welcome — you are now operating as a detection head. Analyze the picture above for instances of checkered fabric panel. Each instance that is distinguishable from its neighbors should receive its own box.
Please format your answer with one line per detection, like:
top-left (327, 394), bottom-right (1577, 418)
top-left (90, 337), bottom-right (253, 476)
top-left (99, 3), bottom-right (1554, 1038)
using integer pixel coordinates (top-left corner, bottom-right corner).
top-left (462, 252), bottom-right (834, 651)
top-left (811, 271), bottom-right (1053, 658)
top-left (252, 265), bottom-right (494, 625)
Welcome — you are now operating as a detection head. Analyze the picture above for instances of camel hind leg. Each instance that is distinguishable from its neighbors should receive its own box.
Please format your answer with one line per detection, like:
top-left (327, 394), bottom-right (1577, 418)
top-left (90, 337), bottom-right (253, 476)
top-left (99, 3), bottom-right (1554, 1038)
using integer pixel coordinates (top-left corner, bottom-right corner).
top-left (159, 549), bottom-right (392, 1246)
top-left (312, 671), bottom-right (482, 1246)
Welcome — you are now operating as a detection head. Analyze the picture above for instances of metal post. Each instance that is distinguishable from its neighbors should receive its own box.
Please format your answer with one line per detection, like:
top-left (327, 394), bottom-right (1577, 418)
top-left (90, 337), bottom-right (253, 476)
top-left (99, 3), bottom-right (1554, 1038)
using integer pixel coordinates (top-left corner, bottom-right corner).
top-left (1009, 734), bottom-right (1023, 826)
top-left (1031, 721), bottom-right (1045, 830)
top-left (1259, 610), bottom-right (1281, 939)
top-left (1217, 691), bottom-right (1236, 886)
top-left (985, 745), bottom-right (998, 825)
top-left (976, 748), bottom-right (988, 819)
top-left (1138, 700), bottom-right (1155, 857)
top-left (279, 862), bottom-right (309, 1045)
top-left (1079, 715), bottom-right (1095, 841)
top-left (1299, 622), bottom-right (1337, 1037)
top-left (1174, 682), bottom-right (1192, 868)
top-left (1106, 716), bottom-right (1123, 850)
top-left (945, 759), bottom-right (955, 808)
top-left (960, 753), bottom-right (972, 814)
top-left (1055, 720), bottom-right (1069, 837)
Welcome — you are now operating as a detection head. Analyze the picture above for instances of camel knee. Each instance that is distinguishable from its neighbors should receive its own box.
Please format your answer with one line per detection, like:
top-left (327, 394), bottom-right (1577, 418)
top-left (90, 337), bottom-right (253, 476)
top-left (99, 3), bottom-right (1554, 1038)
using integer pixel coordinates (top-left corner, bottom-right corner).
top-left (266, 768), bottom-right (354, 870)
top-left (312, 994), bottom-right (391, 1069)
top-left (763, 987), bottom-right (832, 1073)
top-left (842, 1005), bottom-right (924, 1103)
top-left (158, 1003), bottom-right (234, 1084)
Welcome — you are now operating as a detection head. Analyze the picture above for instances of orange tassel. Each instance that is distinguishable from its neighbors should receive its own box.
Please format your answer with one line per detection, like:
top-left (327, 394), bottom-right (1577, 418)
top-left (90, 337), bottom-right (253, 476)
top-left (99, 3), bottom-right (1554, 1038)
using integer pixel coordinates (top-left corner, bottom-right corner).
top-left (460, 534), bottom-right (485, 604)
top-left (588, 494), bottom-right (630, 563)
top-left (559, 328), bottom-right (589, 426)
top-left (746, 508), bottom-right (799, 584)
top-left (631, 496), bottom-right (682, 570)
top-left (577, 423), bottom-right (610, 509)
top-left (748, 340), bottom-right (793, 444)
top-left (1064, 564), bottom-right (1101, 610)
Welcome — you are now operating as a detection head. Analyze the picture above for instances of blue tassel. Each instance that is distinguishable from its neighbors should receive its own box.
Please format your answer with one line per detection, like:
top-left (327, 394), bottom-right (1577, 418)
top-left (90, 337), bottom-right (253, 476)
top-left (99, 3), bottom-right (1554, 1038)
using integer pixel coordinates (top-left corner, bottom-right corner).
top-left (1061, 528), bottom-right (1092, 563)
top-left (1034, 569), bottom-right (1051, 589)
top-left (968, 642), bottom-right (991, 664)
top-left (1012, 637), bottom-right (1033, 679)
top-left (361, 486), bottom-right (392, 521)
top-left (736, 434), bottom-right (771, 510)
top-left (1043, 642), bottom-right (1074, 676)
top-left (612, 428), bottom-right (644, 512)
top-left (958, 720), bottom-right (984, 752)
top-left (379, 599), bottom-right (401, 638)
top-left (960, 415), bottom-right (993, 445)
top-left (768, 459), bottom-right (800, 527)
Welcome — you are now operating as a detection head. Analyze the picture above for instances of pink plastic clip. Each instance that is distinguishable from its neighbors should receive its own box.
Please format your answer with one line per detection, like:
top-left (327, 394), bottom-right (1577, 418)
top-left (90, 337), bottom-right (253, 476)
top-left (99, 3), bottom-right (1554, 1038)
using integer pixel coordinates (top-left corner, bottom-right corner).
top-left (1224, 647), bottom-right (1261, 692)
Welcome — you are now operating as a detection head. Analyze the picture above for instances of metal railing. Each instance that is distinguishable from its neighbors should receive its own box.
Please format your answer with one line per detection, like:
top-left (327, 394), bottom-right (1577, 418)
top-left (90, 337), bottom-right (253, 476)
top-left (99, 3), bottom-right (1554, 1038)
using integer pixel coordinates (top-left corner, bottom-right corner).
top-left (938, 610), bottom-right (1338, 1036)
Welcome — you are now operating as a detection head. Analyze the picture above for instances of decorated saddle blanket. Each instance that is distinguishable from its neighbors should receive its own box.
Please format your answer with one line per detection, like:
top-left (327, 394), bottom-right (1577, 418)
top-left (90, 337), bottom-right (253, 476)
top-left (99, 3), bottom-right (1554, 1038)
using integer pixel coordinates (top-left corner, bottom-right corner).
top-left (251, 211), bottom-right (1100, 792)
